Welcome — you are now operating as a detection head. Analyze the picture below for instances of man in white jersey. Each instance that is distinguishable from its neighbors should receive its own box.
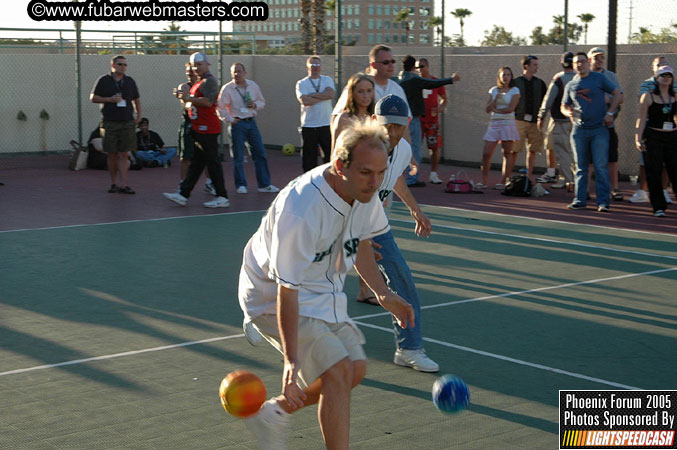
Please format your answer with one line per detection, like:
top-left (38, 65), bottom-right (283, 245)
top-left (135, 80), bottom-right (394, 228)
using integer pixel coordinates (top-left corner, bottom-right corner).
top-left (363, 94), bottom-right (438, 372)
top-left (239, 120), bottom-right (415, 450)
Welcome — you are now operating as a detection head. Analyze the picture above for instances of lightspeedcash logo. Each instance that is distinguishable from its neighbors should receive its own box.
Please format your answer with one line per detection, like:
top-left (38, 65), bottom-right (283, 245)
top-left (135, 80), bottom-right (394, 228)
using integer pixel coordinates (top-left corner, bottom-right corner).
top-left (27, 0), bottom-right (269, 22)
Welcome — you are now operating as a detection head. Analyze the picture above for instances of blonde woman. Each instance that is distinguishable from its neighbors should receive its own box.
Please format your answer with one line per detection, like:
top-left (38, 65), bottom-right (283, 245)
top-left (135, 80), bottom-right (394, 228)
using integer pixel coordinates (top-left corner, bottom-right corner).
top-left (477, 67), bottom-right (521, 189)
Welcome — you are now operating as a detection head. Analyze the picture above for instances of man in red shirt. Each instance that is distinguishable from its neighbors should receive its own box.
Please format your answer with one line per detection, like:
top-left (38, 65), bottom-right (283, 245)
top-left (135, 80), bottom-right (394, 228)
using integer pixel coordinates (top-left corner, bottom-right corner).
top-left (417, 58), bottom-right (448, 184)
top-left (163, 52), bottom-right (230, 208)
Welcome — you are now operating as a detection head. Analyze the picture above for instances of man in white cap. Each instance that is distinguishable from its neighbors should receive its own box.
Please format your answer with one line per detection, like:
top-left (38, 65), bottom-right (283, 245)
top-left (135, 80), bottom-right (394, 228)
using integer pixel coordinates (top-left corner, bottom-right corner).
top-left (588, 47), bottom-right (625, 201)
top-left (163, 52), bottom-right (230, 208)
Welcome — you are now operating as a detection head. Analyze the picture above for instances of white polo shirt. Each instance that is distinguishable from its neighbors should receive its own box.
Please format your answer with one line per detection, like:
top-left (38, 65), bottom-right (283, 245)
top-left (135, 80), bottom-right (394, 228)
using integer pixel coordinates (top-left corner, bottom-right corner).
top-left (296, 75), bottom-right (335, 128)
top-left (239, 163), bottom-right (390, 324)
top-left (378, 138), bottom-right (412, 202)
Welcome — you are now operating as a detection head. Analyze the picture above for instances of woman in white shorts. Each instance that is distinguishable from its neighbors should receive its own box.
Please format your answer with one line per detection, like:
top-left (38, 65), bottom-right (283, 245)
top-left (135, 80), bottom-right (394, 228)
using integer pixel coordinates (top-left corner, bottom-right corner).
top-left (478, 67), bottom-right (521, 189)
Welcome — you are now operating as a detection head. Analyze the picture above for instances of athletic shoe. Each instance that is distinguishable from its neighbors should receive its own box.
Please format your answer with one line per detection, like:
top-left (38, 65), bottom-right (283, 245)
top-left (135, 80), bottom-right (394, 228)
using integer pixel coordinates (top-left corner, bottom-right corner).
top-left (203, 196), bottom-right (230, 208)
top-left (473, 182), bottom-right (488, 189)
top-left (551, 179), bottom-right (566, 189)
top-left (611, 190), bottom-right (624, 201)
top-left (597, 205), bottom-right (610, 212)
top-left (654, 210), bottom-right (666, 217)
top-left (494, 183), bottom-right (505, 190)
top-left (536, 174), bottom-right (557, 183)
top-left (163, 192), bottom-right (188, 206)
top-left (393, 348), bottom-right (439, 373)
top-left (429, 172), bottom-right (443, 184)
top-left (245, 399), bottom-right (290, 450)
top-left (243, 320), bottom-right (265, 346)
top-left (567, 201), bottom-right (586, 210)
top-left (258, 185), bottom-right (280, 193)
top-left (664, 189), bottom-right (673, 204)
top-left (628, 189), bottom-right (649, 203)
top-left (236, 186), bottom-right (248, 194)
top-left (204, 181), bottom-right (217, 196)
top-left (107, 184), bottom-right (119, 193)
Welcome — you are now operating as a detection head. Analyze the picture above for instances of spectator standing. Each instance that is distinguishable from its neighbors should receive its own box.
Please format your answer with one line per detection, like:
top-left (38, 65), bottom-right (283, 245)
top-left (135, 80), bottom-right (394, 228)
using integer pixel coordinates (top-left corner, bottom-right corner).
top-left (633, 56), bottom-right (676, 205)
top-left (513, 55), bottom-right (547, 182)
top-left (588, 47), bottom-right (625, 201)
top-left (90, 55), bottom-right (141, 194)
top-left (561, 53), bottom-right (621, 212)
top-left (634, 65), bottom-right (677, 217)
top-left (217, 63), bottom-right (279, 194)
top-left (135, 118), bottom-right (176, 167)
top-left (296, 56), bottom-right (335, 172)
top-left (477, 67), bottom-right (521, 189)
top-left (163, 52), bottom-right (230, 208)
top-left (417, 58), bottom-right (448, 184)
top-left (398, 55), bottom-right (459, 187)
top-left (537, 52), bottom-right (576, 190)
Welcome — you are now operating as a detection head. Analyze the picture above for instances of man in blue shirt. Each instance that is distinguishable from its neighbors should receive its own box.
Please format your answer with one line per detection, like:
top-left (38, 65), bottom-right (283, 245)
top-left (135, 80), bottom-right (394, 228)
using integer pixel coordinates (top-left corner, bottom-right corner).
top-left (561, 53), bottom-right (621, 212)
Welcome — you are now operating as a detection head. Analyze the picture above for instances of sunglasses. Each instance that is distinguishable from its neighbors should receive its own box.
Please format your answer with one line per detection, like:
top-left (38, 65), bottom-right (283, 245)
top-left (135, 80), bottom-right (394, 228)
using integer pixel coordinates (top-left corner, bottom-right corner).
top-left (659, 73), bottom-right (673, 78)
top-left (376, 59), bottom-right (396, 65)
top-left (415, 65), bottom-right (426, 69)
top-left (116, 63), bottom-right (127, 66)
top-left (309, 63), bottom-right (321, 67)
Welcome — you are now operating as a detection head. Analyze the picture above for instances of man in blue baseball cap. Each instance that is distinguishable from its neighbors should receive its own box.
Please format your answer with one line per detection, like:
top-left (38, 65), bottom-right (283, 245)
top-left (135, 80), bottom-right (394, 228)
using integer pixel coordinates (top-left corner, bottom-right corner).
top-left (355, 94), bottom-right (440, 373)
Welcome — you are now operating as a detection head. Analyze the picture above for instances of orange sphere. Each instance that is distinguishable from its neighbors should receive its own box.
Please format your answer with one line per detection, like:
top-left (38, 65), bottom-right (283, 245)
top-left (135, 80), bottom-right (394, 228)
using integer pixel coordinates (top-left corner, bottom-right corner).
top-left (219, 370), bottom-right (267, 418)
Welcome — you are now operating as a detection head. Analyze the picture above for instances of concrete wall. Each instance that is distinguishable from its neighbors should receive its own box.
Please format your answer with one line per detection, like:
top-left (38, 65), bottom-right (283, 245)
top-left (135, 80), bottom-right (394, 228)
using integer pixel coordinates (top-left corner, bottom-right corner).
top-left (1, 45), bottom-right (676, 175)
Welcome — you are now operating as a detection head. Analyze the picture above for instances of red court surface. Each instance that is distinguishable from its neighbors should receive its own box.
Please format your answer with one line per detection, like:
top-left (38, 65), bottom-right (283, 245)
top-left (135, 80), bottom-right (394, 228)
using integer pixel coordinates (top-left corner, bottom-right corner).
top-left (0, 150), bottom-right (675, 234)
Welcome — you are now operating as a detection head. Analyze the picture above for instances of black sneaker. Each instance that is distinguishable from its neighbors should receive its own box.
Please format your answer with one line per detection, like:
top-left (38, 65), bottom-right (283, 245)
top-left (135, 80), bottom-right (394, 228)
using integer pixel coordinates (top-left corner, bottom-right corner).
top-left (567, 202), bottom-right (586, 210)
top-left (108, 184), bottom-right (118, 193)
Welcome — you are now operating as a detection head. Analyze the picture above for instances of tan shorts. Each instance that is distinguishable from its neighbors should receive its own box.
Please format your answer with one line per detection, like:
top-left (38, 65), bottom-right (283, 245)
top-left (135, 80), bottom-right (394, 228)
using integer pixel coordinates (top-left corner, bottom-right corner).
top-left (252, 315), bottom-right (366, 388)
top-left (514, 120), bottom-right (544, 154)
top-left (545, 119), bottom-right (572, 153)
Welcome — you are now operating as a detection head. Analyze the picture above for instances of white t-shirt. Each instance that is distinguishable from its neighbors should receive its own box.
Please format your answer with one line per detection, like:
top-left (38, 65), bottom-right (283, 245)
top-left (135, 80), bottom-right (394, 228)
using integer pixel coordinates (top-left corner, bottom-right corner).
top-left (489, 86), bottom-right (520, 120)
top-left (239, 163), bottom-right (390, 324)
top-left (378, 139), bottom-right (412, 202)
top-left (296, 75), bottom-right (336, 128)
top-left (332, 78), bottom-right (411, 118)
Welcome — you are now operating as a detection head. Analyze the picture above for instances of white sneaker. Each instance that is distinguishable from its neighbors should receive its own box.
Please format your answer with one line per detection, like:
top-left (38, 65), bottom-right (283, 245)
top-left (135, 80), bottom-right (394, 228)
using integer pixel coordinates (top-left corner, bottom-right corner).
top-left (429, 172), bottom-right (442, 184)
top-left (203, 196), bottom-right (230, 208)
top-left (393, 348), bottom-right (439, 373)
top-left (243, 319), bottom-right (265, 346)
top-left (236, 186), bottom-right (248, 194)
top-left (163, 192), bottom-right (187, 206)
top-left (244, 399), bottom-right (290, 450)
top-left (204, 181), bottom-right (217, 196)
top-left (258, 185), bottom-right (280, 193)
top-left (664, 189), bottom-right (673, 204)
top-left (551, 178), bottom-right (566, 189)
top-left (628, 189), bottom-right (649, 203)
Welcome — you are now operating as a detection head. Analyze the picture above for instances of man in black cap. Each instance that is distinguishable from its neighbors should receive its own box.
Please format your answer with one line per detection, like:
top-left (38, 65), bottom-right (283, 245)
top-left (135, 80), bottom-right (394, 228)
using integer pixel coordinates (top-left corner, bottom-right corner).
top-left (537, 52), bottom-right (576, 189)
top-left (136, 118), bottom-right (176, 167)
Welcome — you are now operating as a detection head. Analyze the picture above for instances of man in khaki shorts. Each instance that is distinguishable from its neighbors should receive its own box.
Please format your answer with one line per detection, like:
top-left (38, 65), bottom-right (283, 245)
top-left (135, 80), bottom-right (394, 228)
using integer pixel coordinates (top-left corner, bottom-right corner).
top-left (514, 55), bottom-right (547, 182)
top-left (239, 121), bottom-right (414, 450)
top-left (90, 55), bottom-right (141, 194)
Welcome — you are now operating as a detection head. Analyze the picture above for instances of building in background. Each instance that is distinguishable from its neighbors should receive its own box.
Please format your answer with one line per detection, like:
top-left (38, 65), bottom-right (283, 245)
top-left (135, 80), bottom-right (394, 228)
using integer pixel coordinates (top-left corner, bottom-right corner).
top-left (233, 0), bottom-right (434, 48)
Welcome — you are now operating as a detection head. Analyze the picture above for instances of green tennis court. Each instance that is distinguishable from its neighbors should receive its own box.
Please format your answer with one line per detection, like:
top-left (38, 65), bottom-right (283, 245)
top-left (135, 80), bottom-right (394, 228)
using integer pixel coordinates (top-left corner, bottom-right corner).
top-left (1, 203), bottom-right (675, 449)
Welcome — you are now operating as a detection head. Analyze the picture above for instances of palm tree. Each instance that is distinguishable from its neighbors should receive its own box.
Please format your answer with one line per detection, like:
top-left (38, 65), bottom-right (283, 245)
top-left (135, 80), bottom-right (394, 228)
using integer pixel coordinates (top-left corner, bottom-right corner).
top-left (299, 0), bottom-right (312, 54)
top-left (395, 8), bottom-right (411, 46)
top-left (450, 8), bottom-right (472, 44)
top-left (427, 16), bottom-right (444, 46)
top-left (312, 0), bottom-right (325, 54)
top-left (578, 13), bottom-right (595, 45)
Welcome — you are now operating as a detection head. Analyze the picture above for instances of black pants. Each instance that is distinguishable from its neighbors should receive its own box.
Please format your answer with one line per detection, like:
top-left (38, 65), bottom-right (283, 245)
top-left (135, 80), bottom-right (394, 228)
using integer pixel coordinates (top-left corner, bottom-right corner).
top-left (301, 126), bottom-right (331, 173)
top-left (180, 131), bottom-right (228, 198)
top-left (644, 128), bottom-right (677, 212)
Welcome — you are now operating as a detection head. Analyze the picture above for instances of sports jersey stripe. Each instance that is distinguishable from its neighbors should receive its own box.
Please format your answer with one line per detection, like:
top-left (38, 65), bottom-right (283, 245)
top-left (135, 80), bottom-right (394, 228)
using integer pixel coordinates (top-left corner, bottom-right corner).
top-left (270, 271), bottom-right (300, 287)
top-left (311, 179), bottom-right (344, 216)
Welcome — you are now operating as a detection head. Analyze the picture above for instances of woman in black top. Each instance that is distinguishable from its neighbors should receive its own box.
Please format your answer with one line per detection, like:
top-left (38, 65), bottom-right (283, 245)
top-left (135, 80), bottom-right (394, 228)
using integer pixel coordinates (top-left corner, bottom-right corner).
top-left (635, 65), bottom-right (677, 217)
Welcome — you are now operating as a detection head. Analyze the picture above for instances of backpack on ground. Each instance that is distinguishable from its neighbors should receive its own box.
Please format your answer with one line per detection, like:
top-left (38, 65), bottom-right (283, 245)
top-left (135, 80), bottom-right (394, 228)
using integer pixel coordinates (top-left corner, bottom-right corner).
top-left (502, 174), bottom-right (531, 197)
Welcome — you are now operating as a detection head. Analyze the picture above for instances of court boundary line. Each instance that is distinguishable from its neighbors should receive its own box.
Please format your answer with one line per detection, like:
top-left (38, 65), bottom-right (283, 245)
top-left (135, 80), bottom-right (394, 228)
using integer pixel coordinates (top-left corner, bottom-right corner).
top-left (416, 203), bottom-right (677, 238)
top-left (391, 218), bottom-right (677, 261)
top-left (353, 267), bottom-right (677, 318)
top-left (0, 334), bottom-right (243, 377)
top-left (354, 321), bottom-right (642, 390)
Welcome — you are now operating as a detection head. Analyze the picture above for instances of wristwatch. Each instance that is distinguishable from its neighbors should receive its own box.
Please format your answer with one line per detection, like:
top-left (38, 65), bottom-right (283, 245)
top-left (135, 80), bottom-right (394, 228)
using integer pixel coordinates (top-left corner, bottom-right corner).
top-left (605, 112), bottom-right (614, 116)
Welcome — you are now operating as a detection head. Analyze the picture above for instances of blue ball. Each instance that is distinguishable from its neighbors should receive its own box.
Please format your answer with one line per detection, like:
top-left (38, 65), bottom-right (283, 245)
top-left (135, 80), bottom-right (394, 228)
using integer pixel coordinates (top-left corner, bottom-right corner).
top-left (432, 375), bottom-right (470, 414)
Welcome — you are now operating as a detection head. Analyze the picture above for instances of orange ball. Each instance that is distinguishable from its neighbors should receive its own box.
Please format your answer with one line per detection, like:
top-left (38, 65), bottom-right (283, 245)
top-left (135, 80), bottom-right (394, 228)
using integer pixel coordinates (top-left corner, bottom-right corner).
top-left (219, 370), bottom-right (267, 418)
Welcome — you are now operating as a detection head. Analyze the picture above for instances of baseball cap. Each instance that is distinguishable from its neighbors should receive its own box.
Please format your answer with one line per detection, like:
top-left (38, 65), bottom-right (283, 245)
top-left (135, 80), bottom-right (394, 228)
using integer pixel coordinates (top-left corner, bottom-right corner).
top-left (561, 51), bottom-right (574, 68)
top-left (189, 52), bottom-right (209, 64)
top-left (587, 47), bottom-right (605, 59)
top-left (657, 65), bottom-right (674, 76)
top-left (374, 94), bottom-right (409, 126)
top-left (138, 117), bottom-right (149, 127)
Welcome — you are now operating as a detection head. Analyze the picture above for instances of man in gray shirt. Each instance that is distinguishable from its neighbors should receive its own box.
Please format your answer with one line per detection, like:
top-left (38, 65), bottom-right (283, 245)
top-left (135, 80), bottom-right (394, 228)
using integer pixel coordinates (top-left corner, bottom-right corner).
top-left (537, 52), bottom-right (576, 189)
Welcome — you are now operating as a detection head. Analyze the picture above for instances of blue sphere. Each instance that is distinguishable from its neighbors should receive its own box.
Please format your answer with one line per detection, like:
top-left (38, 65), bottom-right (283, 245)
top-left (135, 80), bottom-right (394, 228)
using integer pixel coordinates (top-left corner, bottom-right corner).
top-left (432, 375), bottom-right (470, 414)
